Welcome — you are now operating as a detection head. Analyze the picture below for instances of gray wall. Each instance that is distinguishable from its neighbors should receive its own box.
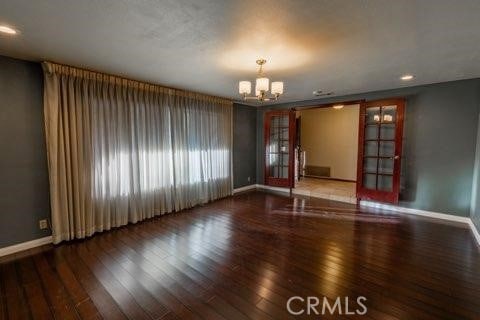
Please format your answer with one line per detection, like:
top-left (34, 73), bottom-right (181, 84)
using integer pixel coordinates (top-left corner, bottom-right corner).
top-left (0, 55), bottom-right (51, 247)
top-left (470, 115), bottom-right (480, 234)
top-left (257, 79), bottom-right (480, 217)
top-left (233, 103), bottom-right (257, 188)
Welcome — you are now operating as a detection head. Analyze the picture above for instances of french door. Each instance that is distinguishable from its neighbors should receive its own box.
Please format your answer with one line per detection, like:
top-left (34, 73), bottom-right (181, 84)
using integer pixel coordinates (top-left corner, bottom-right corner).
top-left (264, 110), bottom-right (295, 188)
top-left (356, 98), bottom-right (405, 204)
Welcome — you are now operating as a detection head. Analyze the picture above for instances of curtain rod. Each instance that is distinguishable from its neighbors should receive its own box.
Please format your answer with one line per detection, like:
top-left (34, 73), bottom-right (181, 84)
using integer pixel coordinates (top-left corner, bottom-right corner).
top-left (42, 61), bottom-right (232, 104)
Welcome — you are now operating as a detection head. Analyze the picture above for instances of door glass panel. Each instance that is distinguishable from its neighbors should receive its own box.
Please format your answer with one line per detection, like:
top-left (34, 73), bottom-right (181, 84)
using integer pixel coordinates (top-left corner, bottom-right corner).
top-left (366, 107), bottom-right (381, 124)
top-left (364, 157), bottom-right (378, 173)
top-left (364, 141), bottom-right (378, 157)
top-left (378, 158), bottom-right (394, 174)
top-left (381, 105), bottom-right (397, 123)
top-left (378, 175), bottom-right (393, 191)
top-left (272, 166), bottom-right (279, 178)
top-left (268, 154), bottom-right (278, 166)
top-left (269, 140), bottom-right (278, 153)
top-left (365, 125), bottom-right (378, 140)
top-left (281, 166), bottom-right (288, 178)
top-left (380, 124), bottom-right (395, 140)
top-left (270, 116), bottom-right (280, 127)
top-left (379, 141), bottom-right (394, 157)
top-left (363, 173), bottom-right (377, 189)
top-left (267, 114), bottom-right (289, 179)
top-left (279, 116), bottom-right (289, 127)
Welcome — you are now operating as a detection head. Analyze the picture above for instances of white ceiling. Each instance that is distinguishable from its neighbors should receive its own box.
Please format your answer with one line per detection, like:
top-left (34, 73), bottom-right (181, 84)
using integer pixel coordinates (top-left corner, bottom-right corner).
top-left (1, 0), bottom-right (480, 105)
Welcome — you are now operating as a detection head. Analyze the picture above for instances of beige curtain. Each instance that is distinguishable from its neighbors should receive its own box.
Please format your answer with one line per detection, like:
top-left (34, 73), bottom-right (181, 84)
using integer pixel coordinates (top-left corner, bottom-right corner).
top-left (43, 62), bottom-right (233, 244)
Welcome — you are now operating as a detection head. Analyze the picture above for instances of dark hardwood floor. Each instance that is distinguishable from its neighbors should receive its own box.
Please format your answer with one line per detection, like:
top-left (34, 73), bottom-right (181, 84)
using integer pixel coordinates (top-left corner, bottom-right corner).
top-left (1, 190), bottom-right (479, 319)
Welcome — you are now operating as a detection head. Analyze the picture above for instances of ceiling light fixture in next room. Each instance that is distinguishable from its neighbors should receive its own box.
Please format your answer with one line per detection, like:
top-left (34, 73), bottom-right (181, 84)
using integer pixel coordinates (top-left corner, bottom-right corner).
top-left (400, 74), bottom-right (414, 81)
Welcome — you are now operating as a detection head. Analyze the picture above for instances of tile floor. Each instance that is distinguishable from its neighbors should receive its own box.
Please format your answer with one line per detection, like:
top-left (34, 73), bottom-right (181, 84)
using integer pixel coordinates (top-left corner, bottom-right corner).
top-left (293, 177), bottom-right (357, 203)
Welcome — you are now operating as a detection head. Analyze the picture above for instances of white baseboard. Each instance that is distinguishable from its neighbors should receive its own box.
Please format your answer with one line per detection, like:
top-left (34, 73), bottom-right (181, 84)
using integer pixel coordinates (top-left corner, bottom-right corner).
top-left (468, 220), bottom-right (480, 246)
top-left (0, 236), bottom-right (53, 257)
top-left (360, 200), bottom-right (471, 223)
top-left (233, 184), bottom-right (258, 194)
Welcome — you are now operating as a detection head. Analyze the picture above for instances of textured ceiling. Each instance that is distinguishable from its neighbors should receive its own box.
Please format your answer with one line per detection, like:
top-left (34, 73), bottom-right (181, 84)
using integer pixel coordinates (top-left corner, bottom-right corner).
top-left (1, 0), bottom-right (480, 105)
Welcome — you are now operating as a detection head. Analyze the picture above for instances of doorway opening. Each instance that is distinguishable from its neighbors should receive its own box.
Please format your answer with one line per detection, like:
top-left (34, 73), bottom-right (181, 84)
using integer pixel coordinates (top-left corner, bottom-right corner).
top-left (263, 98), bottom-right (405, 204)
top-left (293, 103), bottom-right (360, 203)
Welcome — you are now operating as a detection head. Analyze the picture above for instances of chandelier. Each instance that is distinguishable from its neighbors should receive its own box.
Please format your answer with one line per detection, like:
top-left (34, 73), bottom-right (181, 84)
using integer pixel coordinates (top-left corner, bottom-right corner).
top-left (238, 59), bottom-right (284, 102)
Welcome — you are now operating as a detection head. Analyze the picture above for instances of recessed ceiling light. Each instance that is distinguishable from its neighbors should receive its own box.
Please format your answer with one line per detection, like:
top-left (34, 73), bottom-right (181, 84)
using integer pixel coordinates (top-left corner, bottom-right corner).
top-left (400, 74), bottom-right (414, 81)
top-left (0, 25), bottom-right (17, 35)
top-left (332, 105), bottom-right (344, 109)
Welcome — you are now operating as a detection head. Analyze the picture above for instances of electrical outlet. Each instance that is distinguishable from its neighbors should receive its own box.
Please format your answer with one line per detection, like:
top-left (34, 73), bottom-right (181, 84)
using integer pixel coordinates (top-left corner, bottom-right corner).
top-left (39, 219), bottom-right (49, 230)
top-left (247, 176), bottom-right (251, 182)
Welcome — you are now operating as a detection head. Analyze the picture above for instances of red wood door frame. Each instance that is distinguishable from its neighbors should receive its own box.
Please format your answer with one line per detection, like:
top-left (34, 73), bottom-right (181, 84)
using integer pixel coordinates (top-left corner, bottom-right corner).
top-left (356, 98), bottom-right (405, 204)
top-left (264, 110), bottom-right (296, 188)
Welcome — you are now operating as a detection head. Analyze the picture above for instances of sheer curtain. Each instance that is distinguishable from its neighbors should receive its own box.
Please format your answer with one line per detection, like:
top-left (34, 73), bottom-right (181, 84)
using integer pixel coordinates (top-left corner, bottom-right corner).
top-left (43, 62), bottom-right (232, 244)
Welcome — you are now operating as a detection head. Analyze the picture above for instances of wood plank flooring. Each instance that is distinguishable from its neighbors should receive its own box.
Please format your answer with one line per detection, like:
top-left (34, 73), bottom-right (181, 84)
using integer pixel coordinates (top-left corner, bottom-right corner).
top-left (0, 190), bottom-right (479, 319)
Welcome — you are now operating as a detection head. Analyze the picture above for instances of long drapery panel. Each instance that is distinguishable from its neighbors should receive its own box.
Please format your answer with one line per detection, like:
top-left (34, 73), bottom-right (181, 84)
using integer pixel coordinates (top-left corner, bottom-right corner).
top-left (43, 62), bottom-right (232, 244)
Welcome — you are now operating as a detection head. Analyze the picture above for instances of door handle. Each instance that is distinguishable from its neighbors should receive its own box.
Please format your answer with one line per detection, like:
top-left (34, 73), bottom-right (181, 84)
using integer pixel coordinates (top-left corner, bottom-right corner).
top-left (392, 155), bottom-right (400, 160)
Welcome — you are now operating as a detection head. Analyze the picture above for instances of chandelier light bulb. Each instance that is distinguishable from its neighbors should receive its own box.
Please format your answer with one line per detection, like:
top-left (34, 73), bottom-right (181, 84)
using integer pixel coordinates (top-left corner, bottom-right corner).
top-left (239, 81), bottom-right (251, 94)
top-left (271, 82), bottom-right (284, 95)
top-left (256, 77), bottom-right (269, 92)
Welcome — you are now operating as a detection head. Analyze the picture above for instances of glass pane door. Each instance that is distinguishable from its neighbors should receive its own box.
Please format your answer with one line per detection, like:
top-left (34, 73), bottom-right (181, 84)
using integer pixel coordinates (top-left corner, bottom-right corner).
top-left (265, 111), bottom-right (294, 187)
top-left (363, 105), bottom-right (396, 192)
top-left (357, 99), bottom-right (405, 204)
top-left (268, 115), bottom-right (289, 179)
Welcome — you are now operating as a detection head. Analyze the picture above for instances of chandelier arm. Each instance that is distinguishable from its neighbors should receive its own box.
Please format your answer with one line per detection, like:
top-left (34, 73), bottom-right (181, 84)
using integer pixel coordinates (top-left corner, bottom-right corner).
top-left (242, 93), bottom-right (281, 101)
